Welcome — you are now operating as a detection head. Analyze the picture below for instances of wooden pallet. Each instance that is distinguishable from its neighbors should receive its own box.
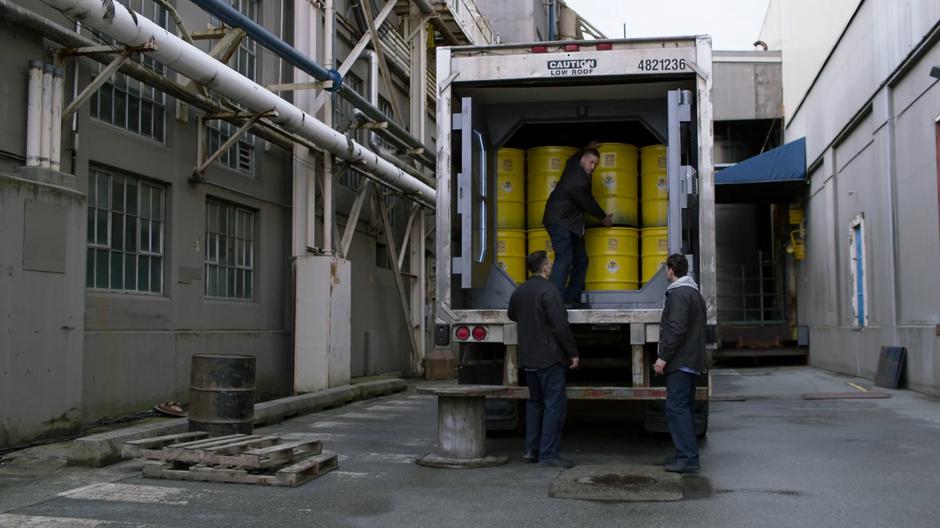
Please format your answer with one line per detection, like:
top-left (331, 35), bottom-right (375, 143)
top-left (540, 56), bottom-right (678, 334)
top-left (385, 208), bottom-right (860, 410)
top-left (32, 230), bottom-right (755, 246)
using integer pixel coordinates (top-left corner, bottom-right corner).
top-left (124, 432), bottom-right (337, 487)
top-left (142, 451), bottom-right (338, 487)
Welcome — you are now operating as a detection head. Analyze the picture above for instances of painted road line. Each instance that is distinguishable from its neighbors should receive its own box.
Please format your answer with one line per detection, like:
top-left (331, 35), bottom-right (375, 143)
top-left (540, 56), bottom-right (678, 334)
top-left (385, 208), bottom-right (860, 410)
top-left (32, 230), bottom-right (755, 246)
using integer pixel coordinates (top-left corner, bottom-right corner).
top-left (0, 514), bottom-right (162, 527)
top-left (57, 483), bottom-right (199, 505)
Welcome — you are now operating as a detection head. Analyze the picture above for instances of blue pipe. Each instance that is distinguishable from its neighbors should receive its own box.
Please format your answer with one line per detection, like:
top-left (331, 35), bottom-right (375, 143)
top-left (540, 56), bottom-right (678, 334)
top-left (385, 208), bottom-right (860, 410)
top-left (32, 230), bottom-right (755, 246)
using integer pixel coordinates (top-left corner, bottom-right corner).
top-left (188, 0), bottom-right (435, 165)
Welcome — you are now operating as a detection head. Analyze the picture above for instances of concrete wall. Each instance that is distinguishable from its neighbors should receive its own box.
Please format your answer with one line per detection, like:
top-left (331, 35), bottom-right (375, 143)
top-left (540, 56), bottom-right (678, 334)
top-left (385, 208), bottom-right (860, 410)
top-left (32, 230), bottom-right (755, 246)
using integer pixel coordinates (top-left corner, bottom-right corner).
top-left (712, 51), bottom-right (782, 121)
top-left (781, 1), bottom-right (940, 394)
top-left (0, 169), bottom-right (86, 446)
top-left (759, 0), bottom-right (862, 122)
top-left (474, 0), bottom-right (546, 43)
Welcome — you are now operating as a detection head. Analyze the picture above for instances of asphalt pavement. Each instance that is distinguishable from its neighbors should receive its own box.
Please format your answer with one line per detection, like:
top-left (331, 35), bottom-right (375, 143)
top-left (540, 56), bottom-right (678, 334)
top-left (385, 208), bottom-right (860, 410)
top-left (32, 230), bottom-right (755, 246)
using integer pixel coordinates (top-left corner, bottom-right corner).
top-left (2, 366), bottom-right (939, 528)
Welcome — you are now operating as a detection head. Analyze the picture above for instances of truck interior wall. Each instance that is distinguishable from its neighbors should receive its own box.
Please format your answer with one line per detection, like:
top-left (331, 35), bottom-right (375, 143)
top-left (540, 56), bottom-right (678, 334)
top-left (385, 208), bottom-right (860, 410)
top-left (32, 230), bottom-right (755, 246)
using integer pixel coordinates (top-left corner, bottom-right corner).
top-left (449, 80), bottom-right (702, 310)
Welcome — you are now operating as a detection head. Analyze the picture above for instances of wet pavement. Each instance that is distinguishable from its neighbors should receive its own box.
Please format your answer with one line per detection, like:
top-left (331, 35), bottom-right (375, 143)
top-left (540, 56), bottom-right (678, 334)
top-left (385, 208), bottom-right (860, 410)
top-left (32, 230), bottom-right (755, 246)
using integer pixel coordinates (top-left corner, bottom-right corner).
top-left (2, 366), bottom-right (940, 527)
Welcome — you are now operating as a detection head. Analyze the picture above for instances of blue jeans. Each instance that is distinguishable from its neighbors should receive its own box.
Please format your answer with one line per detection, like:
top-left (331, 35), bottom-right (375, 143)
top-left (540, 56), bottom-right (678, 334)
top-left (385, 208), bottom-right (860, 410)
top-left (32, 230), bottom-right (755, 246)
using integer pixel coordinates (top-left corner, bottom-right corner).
top-left (666, 370), bottom-right (700, 465)
top-left (525, 364), bottom-right (568, 461)
top-left (545, 223), bottom-right (588, 303)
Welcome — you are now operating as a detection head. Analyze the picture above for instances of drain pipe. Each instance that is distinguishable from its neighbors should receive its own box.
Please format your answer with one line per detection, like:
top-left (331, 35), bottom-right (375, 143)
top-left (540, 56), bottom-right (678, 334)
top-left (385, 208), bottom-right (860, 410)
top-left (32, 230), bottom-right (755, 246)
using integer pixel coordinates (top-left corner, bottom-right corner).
top-left (39, 64), bottom-right (52, 168)
top-left (25, 60), bottom-right (42, 167)
top-left (40, 0), bottom-right (434, 205)
top-left (188, 0), bottom-right (436, 170)
top-left (50, 66), bottom-right (64, 171)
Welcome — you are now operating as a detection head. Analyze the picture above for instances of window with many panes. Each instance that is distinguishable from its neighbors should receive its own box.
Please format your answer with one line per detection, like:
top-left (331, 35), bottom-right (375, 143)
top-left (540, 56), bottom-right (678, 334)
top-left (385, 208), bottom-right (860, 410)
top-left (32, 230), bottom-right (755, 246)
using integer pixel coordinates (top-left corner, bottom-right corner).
top-left (206, 120), bottom-right (256, 175)
top-left (89, 0), bottom-right (168, 141)
top-left (206, 0), bottom-right (258, 175)
top-left (205, 199), bottom-right (255, 299)
top-left (86, 167), bottom-right (165, 293)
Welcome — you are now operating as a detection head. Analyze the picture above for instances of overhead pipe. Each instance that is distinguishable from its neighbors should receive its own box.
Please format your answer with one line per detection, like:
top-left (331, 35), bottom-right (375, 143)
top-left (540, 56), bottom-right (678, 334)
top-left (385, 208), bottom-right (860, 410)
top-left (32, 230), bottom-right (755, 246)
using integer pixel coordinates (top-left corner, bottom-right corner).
top-left (0, 0), bottom-right (296, 151)
top-left (25, 60), bottom-right (42, 167)
top-left (39, 0), bottom-right (435, 206)
top-left (187, 0), bottom-right (436, 170)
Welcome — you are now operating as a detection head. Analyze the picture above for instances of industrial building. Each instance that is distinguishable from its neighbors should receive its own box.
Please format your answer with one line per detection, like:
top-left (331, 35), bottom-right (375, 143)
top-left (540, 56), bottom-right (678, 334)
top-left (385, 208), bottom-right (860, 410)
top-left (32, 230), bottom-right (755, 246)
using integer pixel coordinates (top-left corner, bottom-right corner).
top-left (758, 0), bottom-right (940, 395)
top-left (0, 0), bottom-right (938, 456)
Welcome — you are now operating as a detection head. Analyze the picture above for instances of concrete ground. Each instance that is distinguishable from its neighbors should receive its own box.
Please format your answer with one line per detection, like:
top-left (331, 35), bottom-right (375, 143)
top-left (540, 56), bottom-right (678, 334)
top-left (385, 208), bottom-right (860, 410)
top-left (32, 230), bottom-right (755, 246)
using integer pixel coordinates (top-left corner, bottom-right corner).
top-left (2, 366), bottom-right (939, 527)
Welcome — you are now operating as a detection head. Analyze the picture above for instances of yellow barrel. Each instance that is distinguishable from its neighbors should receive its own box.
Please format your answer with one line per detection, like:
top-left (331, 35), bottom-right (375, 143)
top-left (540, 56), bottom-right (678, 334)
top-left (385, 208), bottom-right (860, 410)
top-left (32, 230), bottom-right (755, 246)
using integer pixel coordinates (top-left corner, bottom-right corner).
top-left (587, 143), bottom-right (639, 227)
top-left (640, 145), bottom-right (668, 227)
top-left (496, 229), bottom-right (526, 284)
top-left (640, 227), bottom-right (669, 284)
top-left (527, 228), bottom-right (555, 263)
top-left (584, 227), bottom-right (639, 291)
top-left (526, 146), bottom-right (577, 228)
top-left (496, 148), bottom-right (525, 229)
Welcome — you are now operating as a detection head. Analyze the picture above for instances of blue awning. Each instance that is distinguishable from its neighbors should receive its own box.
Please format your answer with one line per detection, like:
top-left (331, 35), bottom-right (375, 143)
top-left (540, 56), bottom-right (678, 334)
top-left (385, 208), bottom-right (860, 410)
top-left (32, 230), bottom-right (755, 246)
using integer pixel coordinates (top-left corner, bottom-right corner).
top-left (716, 137), bottom-right (806, 185)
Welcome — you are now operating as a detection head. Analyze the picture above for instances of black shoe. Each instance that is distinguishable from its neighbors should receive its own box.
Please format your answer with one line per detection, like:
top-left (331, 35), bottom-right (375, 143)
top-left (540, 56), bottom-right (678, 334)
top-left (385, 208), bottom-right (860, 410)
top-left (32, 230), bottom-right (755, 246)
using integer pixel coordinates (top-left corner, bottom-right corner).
top-left (523, 452), bottom-right (538, 463)
top-left (664, 460), bottom-right (700, 473)
top-left (538, 457), bottom-right (575, 469)
top-left (565, 301), bottom-right (589, 310)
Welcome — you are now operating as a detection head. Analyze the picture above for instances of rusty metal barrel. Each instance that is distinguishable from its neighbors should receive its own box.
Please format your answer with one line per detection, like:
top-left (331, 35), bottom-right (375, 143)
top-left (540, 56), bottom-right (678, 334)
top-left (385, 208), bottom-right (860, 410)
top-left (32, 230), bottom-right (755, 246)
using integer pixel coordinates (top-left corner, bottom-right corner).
top-left (189, 354), bottom-right (256, 435)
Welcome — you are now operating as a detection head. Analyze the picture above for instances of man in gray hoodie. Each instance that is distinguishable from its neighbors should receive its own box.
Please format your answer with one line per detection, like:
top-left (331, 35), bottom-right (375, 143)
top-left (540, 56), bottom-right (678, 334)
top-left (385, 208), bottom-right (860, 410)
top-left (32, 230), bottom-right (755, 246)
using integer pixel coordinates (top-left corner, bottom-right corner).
top-left (654, 254), bottom-right (707, 473)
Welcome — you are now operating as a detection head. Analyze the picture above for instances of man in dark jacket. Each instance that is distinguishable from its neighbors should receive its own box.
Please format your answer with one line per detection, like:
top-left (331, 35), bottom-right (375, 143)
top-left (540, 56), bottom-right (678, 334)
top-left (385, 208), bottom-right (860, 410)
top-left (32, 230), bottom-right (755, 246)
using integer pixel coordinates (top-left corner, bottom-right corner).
top-left (654, 254), bottom-right (707, 473)
top-left (542, 146), bottom-right (613, 308)
top-left (507, 250), bottom-right (579, 468)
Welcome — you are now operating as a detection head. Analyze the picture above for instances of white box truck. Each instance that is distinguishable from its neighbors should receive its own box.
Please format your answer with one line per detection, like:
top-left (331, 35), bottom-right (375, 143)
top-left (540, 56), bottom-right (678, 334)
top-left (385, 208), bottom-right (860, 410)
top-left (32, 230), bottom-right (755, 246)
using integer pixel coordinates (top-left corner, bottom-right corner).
top-left (432, 36), bottom-right (717, 433)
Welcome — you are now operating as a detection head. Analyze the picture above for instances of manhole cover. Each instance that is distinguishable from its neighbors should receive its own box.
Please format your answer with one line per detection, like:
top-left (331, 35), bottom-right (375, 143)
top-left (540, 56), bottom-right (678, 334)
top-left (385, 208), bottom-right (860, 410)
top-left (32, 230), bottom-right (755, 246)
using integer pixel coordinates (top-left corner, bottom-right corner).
top-left (550, 465), bottom-right (682, 502)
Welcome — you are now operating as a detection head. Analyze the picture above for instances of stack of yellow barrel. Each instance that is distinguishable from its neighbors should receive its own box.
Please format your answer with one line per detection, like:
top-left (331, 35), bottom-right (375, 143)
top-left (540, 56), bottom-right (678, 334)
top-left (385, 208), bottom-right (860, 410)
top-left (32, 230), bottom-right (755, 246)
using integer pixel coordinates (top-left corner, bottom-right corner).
top-left (584, 143), bottom-right (640, 291)
top-left (640, 144), bottom-right (668, 284)
top-left (584, 227), bottom-right (639, 291)
top-left (496, 148), bottom-right (526, 283)
top-left (588, 143), bottom-right (638, 227)
top-left (525, 146), bottom-right (574, 282)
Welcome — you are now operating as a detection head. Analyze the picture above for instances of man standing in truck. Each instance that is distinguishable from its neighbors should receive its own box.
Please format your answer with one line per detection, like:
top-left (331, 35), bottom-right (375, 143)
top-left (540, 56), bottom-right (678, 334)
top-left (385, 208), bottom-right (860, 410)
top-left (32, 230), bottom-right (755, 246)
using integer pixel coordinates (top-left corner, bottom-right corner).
top-left (507, 250), bottom-right (580, 468)
top-left (654, 254), bottom-right (707, 473)
top-left (542, 145), bottom-right (614, 308)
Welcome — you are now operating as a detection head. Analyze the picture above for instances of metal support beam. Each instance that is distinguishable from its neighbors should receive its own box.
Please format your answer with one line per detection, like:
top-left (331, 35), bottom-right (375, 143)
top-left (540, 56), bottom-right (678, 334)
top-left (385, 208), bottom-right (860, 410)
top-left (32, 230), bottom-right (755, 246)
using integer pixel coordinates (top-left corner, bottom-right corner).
top-left (192, 111), bottom-right (276, 183)
top-left (153, 0), bottom-right (195, 45)
top-left (398, 203), bottom-right (420, 270)
top-left (265, 81), bottom-right (327, 92)
top-left (339, 179), bottom-right (373, 259)
top-left (375, 191), bottom-right (421, 375)
top-left (360, 0), bottom-right (405, 126)
top-left (631, 344), bottom-right (648, 387)
top-left (61, 45), bottom-right (140, 121)
top-left (406, 6), bottom-right (428, 143)
top-left (191, 28), bottom-right (231, 40)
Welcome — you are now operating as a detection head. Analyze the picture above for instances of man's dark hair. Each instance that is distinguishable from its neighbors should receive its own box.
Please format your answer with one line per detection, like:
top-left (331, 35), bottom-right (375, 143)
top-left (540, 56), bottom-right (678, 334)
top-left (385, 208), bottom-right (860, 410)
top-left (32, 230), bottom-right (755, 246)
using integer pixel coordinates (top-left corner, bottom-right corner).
top-left (526, 250), bottom-right (549, 274)
top-left (581, 147), bottom-right (600, 160)
top-left (666, 253), bottom-right (688, 278)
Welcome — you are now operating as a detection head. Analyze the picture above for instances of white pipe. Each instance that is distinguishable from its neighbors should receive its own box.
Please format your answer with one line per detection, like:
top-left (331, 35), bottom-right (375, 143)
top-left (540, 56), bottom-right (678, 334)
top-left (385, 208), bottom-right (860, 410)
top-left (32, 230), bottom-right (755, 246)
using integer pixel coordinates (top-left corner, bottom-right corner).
top-left (322, 0), bottom-right (334, 252)
top-left (40, 0), bottom-right (435, 206)
top-left (26, 60), bottom-right (42, 167)
top-left (39, 64), bottom-right (52, 168)
top-left (51, 67), bottom-right (64, 171)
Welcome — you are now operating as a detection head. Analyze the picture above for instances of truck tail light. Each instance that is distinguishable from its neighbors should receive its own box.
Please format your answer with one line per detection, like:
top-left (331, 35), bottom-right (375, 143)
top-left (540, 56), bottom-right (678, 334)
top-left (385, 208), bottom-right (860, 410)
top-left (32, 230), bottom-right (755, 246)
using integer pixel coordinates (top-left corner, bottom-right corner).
top-left (595, 42), bottom-right (613, 51)
top-left (471, 326), bottom-right (488, 341)
top-left (563, 43), bottom-right (580, 52)
top-left (455, 326), bottom-right (471, 340)
top-left (530, 45), bottom-right (549, 53)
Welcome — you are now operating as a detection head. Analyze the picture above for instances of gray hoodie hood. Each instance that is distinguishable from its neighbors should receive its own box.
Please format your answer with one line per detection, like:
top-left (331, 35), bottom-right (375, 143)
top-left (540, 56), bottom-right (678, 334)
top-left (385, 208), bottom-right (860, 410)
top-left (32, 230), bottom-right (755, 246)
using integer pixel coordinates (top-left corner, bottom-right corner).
top-left (666, 275), bottom-right (699, 292)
